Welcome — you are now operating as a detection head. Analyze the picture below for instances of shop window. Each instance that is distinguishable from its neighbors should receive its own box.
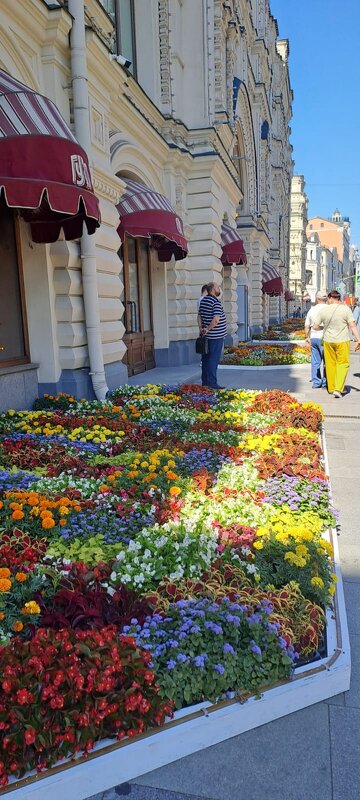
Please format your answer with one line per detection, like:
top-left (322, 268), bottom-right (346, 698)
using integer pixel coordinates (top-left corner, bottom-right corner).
top-left (0, 207), bottom-right (29, 367)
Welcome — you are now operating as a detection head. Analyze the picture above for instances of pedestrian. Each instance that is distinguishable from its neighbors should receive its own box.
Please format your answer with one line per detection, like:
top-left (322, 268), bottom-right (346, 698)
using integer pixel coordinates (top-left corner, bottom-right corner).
top-left (197, 284), bottom-right (208, 309)
top-left (304, 291), bottom-right (328, 389)
top-left (295, 306), bottom-right (301, 319)
top-left (353, 299), bottom-right (360, 335)
top-left (312, 290), bottom-right (360, 398)
top-left (198, 281), bottom-right (227, 389)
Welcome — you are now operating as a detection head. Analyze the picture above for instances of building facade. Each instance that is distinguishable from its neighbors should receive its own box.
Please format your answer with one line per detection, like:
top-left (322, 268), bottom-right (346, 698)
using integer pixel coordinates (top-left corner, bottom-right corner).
top-left (288, 175), bottom-right (308, 313)
top-left (0, 0), bottom-right (293, 408)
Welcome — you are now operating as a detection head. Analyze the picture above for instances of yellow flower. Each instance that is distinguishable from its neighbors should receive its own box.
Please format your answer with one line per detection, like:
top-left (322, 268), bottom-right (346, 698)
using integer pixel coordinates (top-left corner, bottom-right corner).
top-left (310, 576), bottom-right (324, 589)
top-left (169, 486), bottom-right (181, 497)
top-left (330, 573), bottom-right (338, 583)
top-left (21, 601), bottom-right (41, 615)
top-left (328, 585), bottom-right (336, 596)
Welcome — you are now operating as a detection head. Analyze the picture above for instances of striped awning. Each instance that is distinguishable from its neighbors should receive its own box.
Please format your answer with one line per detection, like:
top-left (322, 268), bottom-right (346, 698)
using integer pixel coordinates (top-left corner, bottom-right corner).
top-left (117, 179), bottom-right (188, 261)
top-left (262, 262), bottom-right (283, 296)
top-left (221, 221), bottom-right (247, 265)
top-left (0, 69), bottom-right (100, 242)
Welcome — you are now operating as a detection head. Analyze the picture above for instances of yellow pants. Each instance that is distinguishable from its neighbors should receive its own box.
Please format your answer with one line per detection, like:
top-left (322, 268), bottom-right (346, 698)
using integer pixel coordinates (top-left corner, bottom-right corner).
top-left (323, 341), bottom-right (350, 393)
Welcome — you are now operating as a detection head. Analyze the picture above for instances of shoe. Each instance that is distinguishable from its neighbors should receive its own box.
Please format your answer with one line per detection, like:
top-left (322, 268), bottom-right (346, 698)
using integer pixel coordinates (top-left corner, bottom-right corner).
top-left (312, 385), bottom-right (322, 389)
top-left (321, 384), bottom-right (327, 389)
top-left (214, 385), bottom-right (225, 390)
top-left (333, 391), bottom-right (342, 398)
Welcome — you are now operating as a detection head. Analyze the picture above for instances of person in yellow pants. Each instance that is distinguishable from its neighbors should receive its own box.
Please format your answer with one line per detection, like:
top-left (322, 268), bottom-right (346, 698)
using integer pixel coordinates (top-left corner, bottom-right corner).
top-left (323, 341), bottom-right (350, 395)
top-left (312, 290), bottom-right (360, 398)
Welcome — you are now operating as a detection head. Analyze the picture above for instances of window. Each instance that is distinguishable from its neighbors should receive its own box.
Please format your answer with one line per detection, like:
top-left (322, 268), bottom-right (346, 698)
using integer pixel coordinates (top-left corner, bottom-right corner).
top-left (309, 224), bottom-right (313, 230)
top-left (98, 1), bottom-right (136, 76)
top-left (116, 0), bottom-right (136, 75)
top-left (0, 207), bottom-right (29, 367)
top-left (321, 222), bottom-right (324, 228)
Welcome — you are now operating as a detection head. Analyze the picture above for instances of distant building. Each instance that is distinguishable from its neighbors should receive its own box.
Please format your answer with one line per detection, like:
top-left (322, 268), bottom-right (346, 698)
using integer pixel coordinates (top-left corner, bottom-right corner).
top-left (305, 233), bottom-right (322, 302)
top-left (307, 211), bottom-right (350, 278)
top-left (289, 176), bottom-right (308, 311)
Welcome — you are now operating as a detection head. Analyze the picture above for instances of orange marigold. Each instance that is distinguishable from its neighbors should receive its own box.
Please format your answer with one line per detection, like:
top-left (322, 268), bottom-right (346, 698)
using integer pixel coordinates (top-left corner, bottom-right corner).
top-left (0, 568), bottom-right (11, 579)
top-left (12, 621), bottom-right (24, 632)
top-left (0, 612), bottom-right (4, 620)
top-left (11, 509), bottom-right (25, 521)
top-left (169, 486), bottom-right (181, 497)
top-left (0, 500), bottom-right (3, 509)
top-left (42, 517), bottom-right (55, 529)
top-left (0, 578), bottom-right (12, 592)
top-left (59, 519), bottom-right (67, 526)
top-left (15, 572), bottom-right (28, 582)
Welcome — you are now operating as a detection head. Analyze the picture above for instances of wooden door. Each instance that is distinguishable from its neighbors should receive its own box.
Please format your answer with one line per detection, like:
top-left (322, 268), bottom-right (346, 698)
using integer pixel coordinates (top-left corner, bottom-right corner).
top-left (122, 236), bottom-right (155, 375)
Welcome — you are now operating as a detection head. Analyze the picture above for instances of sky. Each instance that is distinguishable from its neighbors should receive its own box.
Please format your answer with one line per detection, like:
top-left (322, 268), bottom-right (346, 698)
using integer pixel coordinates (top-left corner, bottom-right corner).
top-left (270, 0), bottom-right (360, 246)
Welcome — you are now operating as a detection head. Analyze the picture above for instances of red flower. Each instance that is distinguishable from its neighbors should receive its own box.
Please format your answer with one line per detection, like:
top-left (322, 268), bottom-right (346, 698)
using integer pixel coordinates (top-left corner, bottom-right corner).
top-left (24, 728), bottom-right (36, 745)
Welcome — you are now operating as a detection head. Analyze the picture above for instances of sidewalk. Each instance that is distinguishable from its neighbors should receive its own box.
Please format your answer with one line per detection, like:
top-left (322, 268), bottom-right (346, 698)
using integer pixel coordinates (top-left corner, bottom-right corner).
top-left (90, 352), bottom-right (360, 800)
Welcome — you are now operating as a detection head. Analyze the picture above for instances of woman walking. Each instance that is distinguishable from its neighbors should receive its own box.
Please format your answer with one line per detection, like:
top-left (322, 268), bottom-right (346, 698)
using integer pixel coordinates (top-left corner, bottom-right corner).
top-left (312, 290), bottom-right (360, 398)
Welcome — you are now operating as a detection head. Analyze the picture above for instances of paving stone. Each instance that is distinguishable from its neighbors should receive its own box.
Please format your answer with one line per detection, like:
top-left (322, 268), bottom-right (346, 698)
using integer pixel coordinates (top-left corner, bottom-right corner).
top-left (329, 706), bottom-right (360, 799)
top-left (337, 544), bottom-right (360, 581)
top-left (343, 582), bottom-right (360, 634)
top-left (344, 634), bottom-right (360, 709)
top-left (134, 704), bottom-right (332, 800)
top-left (88, 786), bottom-right (206, 800)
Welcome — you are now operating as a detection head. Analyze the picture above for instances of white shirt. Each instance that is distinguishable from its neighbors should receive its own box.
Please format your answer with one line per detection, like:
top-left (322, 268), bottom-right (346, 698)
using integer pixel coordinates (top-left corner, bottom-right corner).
top-left (305, 306), bottom-right (324, 340)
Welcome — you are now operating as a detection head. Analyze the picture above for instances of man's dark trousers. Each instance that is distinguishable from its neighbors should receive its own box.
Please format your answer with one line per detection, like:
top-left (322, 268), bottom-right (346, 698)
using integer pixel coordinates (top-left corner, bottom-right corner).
top-left (201, 337), bottom-right (224, 388)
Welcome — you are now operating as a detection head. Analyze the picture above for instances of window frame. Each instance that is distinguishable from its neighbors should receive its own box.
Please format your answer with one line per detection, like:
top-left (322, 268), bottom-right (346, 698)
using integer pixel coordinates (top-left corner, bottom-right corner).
top-left (0, 212), bottom-right (30, 369)
top-left (115, 0), bottom-right (137, 78)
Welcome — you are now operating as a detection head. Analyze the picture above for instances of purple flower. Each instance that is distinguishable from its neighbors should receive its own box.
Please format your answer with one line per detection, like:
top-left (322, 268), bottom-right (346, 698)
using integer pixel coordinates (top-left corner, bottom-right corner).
top-left (214, 664), bottom-right (225, 675)
top-left (223, 643), bottom-right (235, 655)
top-left (167, 659), bottom-right (176, 670)
top-left (250, 641), bottom-right (262, 656)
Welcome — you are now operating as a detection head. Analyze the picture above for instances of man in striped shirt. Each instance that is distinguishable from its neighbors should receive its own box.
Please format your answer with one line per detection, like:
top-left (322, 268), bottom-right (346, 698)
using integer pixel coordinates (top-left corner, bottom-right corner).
top-left (198, 282), bottom-right (227, 389)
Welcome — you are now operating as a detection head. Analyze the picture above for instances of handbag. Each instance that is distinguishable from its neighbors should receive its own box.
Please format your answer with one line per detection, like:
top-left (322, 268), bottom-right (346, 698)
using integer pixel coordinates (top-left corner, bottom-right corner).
top-left (195, 335), bottom-right (209, 355)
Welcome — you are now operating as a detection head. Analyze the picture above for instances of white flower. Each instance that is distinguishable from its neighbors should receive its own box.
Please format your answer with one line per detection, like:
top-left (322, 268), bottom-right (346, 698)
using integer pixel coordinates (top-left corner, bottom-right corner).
top-left (116, 551), bottom-right (125, 562)
top-left (110, 571), bottom-right (117, 581)
top-left (107, 586), bottom-right (116, 597)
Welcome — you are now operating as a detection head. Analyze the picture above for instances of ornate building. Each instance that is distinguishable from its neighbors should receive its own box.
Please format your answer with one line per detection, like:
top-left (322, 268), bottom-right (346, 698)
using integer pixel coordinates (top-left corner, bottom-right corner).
top-left (0, 0), bottom-right (293, 406)
top-left (289, 175), bottom-right (308, 312)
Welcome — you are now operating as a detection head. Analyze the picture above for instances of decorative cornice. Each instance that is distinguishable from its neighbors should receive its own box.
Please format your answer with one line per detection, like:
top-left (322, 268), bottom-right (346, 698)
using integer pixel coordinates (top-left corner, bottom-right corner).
top-left (92, 168), bottom-right (123, 204)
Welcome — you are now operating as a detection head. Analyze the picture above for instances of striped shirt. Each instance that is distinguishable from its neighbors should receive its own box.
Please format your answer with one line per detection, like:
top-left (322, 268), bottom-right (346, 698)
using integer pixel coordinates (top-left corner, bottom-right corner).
top-left (199, 295), bottom-right (227, 339)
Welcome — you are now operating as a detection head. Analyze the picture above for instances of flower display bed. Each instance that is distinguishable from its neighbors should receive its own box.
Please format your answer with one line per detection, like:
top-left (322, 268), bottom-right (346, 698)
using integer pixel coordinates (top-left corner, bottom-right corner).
top-left (221, 343), bottom-right (310, 366)
top-left (253, 319), bottom-right (306, 341)
top-left (0, 387), bottom-right (350, 798)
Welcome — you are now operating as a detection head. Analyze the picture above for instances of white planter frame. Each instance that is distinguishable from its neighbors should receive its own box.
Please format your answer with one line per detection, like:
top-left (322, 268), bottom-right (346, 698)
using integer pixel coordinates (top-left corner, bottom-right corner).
top-left (2, 430), bottom-right (350, 800)
top-left (220, 364), bottom-right (309, 371)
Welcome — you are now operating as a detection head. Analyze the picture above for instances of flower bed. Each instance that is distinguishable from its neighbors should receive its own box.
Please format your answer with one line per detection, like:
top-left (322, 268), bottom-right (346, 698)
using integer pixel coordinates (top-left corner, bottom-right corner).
top-left (0, 386), bottom-right (338, 787)
top-left (221, 343), bottom-right (310, 366)
top-left (253, 319), bottom-right (306, 341)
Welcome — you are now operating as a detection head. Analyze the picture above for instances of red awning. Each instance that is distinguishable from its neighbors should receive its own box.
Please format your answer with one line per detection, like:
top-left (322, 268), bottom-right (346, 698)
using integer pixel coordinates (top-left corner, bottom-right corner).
top-left (117, 179), bottom-right (188, 261)
top-left (284, 290), bottom-right (294, 301)
top-left (0, 70), bottom-right (100, 243)
top-left (262, 262), bottom-right (283, 296)
top-left (221, 221), bottom-right (247, 265)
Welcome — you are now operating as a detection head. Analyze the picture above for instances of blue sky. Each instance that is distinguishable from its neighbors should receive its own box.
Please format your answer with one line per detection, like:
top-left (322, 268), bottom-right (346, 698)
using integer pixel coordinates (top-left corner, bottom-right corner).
top-left (270, 0), bottom-right (360, 246)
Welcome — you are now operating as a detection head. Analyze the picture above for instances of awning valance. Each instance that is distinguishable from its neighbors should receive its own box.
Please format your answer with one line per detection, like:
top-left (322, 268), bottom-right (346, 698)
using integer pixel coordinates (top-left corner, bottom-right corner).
top-left (117, 179), bottom-right (188, 261)
top-left (0, 70), bottom-right (100, 243)
top-left (221, 221), bottom-right (247, 265)
top-left (262, 262), bottom-right (283, 296)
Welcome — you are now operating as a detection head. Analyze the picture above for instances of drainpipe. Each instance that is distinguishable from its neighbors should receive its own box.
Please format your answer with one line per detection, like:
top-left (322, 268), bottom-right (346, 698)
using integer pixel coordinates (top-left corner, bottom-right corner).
top-left (68, 0), bottom-right (108, 400)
